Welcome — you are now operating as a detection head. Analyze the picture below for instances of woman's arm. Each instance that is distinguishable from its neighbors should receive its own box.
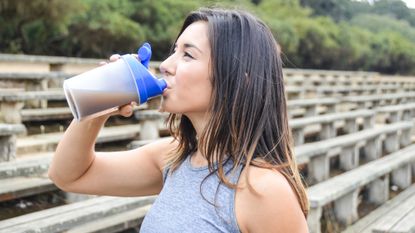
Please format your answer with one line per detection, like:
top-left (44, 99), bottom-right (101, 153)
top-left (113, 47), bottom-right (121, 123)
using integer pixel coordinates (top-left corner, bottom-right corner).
top-left (49, 53), bottom-right (176, 196)
top-left (48, 112), bottom-right (177, 196)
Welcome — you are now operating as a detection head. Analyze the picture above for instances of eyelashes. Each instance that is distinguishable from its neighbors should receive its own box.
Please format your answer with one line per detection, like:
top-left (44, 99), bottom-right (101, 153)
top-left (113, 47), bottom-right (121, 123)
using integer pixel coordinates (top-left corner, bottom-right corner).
top-left (184, 52), bottom-right (194, 59)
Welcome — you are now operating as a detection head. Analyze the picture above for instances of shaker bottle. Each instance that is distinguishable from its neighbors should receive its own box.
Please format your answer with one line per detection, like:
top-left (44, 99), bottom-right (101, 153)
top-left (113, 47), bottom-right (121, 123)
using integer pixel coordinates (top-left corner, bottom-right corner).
top-left (63, 43), bottom-right (167, 121)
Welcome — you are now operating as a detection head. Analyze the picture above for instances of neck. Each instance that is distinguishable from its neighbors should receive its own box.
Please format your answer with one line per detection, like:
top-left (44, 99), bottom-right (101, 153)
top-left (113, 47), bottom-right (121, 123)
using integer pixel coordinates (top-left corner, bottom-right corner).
top-left (185, 111), bottom-right (211, 166)
top-left (185, 111), bottom-right (210, 141)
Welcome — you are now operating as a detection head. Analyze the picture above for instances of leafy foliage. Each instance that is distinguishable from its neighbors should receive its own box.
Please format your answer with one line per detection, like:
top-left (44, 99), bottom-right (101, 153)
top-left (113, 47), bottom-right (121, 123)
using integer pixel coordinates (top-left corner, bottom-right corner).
top-left (1, 0), bottom-right (415, 74)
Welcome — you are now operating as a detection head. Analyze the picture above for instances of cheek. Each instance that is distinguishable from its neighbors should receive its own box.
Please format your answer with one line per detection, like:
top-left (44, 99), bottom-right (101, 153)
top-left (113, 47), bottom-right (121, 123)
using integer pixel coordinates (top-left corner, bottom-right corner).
top-left (176, 71), bottom-right (212, 107)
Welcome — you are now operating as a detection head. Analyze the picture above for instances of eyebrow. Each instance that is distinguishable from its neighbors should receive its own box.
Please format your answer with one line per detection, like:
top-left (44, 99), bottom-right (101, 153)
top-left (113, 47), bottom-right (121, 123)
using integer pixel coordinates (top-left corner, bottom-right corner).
top-left (175, 43), bottom-right (203, 54)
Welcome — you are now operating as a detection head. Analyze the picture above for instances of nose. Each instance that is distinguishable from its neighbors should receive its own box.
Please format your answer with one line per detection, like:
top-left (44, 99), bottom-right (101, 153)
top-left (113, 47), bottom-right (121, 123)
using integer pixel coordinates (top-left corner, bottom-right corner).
top-left (159, 54), bottom-right (176, 77)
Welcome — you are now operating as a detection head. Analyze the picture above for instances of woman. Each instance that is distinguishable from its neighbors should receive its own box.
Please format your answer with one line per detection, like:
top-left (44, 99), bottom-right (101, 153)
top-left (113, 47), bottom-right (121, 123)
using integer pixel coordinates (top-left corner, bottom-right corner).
top-left (49, 8), bottom-right (309, 233)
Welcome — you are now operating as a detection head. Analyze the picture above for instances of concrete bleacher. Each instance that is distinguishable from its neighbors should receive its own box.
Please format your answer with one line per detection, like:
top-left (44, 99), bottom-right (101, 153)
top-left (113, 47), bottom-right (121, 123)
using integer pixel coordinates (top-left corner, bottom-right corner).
top-left (343, 184), bottom-right (415, 233)
top-left (290, 109), bottom-right (375, 145)
top-left (0, 123), bottom-right (26, 162)
top-left (296, 121), bottom-right (413, 184)
top-left (0, 195), bottom-right (156, 232)
top-left (307, 144), bottom-right (415, 233)
top-left (1, 53), bottom-right (415, 232)
top-left (0, 72), bottom-right (73, 91)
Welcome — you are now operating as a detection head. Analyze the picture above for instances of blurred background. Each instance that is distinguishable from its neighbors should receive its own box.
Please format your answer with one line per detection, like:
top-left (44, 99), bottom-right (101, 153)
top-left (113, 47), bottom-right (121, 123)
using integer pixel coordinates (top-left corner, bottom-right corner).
top-left (1, 0), bottom-right (415, 75)
top-left (1, 1), bottom-right (415, 233)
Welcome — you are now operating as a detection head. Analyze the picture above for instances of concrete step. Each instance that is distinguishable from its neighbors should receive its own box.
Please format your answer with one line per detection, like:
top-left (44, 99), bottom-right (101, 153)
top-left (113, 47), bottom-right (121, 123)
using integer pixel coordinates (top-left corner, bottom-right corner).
top-left (21, 107), bottom-right (72, 122)
top-left (67, 204), bottom-right (152, 233)
top-left (16, 124), bottom-right (141, 155)
top-left (0, 195), bottom-right (156, 232)
top-left (0, 176), bottom-right (56, 202)
top-left (21, 105), bottom-right (148, 122)
top-left (0, 152), bottom-right (52, 179)
top-left (343, 184), bottom-right (415, 233)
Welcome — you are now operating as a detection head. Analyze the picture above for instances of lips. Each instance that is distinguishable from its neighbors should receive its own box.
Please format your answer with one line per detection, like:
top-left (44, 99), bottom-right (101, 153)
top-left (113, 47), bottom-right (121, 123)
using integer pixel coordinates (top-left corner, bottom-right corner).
top-left (162, 88), bottom-right (170, 97)
top-left (161, 78), bottom-right (171, 97)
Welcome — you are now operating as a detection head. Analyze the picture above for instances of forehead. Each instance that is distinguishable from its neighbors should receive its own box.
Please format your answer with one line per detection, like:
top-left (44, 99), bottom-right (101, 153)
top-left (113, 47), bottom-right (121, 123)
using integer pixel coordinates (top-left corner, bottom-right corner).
top-left (177, 21), bottom-right (209, 49)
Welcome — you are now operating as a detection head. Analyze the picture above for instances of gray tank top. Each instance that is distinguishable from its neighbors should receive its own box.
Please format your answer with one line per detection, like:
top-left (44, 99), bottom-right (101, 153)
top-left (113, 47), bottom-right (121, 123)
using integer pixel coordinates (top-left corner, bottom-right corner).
top-left (139, 155), bottom-right (243, 233)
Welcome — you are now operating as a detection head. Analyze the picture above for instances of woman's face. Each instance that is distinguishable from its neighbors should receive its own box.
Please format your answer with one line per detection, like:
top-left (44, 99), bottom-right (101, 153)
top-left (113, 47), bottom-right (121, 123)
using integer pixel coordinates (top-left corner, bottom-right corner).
top-left (159, 21), bottom-right (212, 116)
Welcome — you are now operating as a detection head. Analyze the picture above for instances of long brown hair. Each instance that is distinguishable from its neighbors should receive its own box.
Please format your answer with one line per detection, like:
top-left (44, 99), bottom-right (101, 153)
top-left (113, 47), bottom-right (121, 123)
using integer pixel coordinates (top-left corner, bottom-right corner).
top-left (165, 8), bottom-right (309, 216)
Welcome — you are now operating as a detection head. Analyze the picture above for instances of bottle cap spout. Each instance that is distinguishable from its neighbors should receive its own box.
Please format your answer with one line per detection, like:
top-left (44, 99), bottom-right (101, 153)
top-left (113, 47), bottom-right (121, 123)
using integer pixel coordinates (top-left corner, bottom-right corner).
top-left (138, 43), bottom-right (151, 68)
top-left (158, 78), bottom-right (167, 90)
top-left (122, 42), bottom-right (166, 104)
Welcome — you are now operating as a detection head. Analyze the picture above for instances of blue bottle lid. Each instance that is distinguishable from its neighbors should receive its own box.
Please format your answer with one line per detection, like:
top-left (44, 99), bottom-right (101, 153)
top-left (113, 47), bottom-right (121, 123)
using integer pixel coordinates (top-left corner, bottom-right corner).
top-left (122, 43), bottom-right (167, 104)
top-left (138, 43), bottom-right (151, 68)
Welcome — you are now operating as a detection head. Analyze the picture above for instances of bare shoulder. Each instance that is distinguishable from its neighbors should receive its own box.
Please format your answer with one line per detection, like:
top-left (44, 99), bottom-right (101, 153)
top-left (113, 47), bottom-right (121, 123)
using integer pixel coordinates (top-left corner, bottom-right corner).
top-left (235, 165), bottom-right (309, 233)
top-left (137, 136), bottom-right (179, 169)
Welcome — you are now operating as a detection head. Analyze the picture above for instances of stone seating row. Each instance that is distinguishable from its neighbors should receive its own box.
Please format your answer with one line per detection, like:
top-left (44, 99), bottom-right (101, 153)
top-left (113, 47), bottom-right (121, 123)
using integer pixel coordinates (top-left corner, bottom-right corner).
top-left (16, 124), bottom-right (142, 156)
top-left (0, 119), bottom-right (412, 201)
top-left (1, 87), bottom-right (414, 123)
top-left (375, 102), bottom-right (415, 123)
top-left (2, 100), bottom-right (414, 163)
top-left (342, 92), bottom-right (415, 111)
top-left (343, 184), bottom-right (415, 233)
top-left (2, 72), bottom-right (411, 108)
top-left (0, 152), bottom-right (52, 179)
top-left (0, 53), bottom-right (161, 75)
top-left (290, 109), bottom-right (375, 145)
top-left (0, 175), bottom-right (56, 202)
top-left (1, 71), bottom-right (406, 100)
top-left (0, 124), bottom-right (142, 162)
top-left (287, 97), bottom-right (339, 118)
top-left (1, 53), bottom-right (380, 82)
top-left (380, 75), bottom-right (415, 88)
top-left (130, 121), bottom-right (414, 186)
top-left (0, 124), bottom-right (26, 162)
top-left (3, 120), bottom-right (409, 204)
top-left (20, 104), bottom-right (149, 122)
top-left (311, 84), bottom-right (402, 96)
top-left (0, 72), bottom-right (72, 91)
top-left (3, 53), bottom-right (415, 95)
top-left (0, 106), bottom-right (408, 199)
top-left (307, 143), bottom-right (415, 233)
top-left (0, 92), bottom-right (338, 123)
top-left (284, 68), bottom-right (378, 85)
top-left (0, 110), bottom-right (167, 163)
top-left (296, 121), bottom-right (412, 184)
top-left (291, 102), bottom-right (415, 145)
top-left (286, 84), bottom-right (409, 100)
top-left (0, 89), bottom-right (65, 123)
top-left (285, 70), bottom-right (415, 89)
top-left (0, 53), bottom-right (102, 74)
top-left (288, 93), bottom-right (415, 118)
top-left (2, 71), bottom-right (408, 102)
top-left (0, 195), bottom-right (155, 233)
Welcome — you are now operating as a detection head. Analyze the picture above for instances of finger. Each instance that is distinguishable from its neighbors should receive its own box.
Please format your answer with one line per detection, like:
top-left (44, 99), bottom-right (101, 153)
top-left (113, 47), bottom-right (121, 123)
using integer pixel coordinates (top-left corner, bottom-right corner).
top-left (99, 61), bottom-right (108, 66)
top-left (109, 54), bottom-right (121, 62)
top-left (118, 104), bottom-right (134, 117)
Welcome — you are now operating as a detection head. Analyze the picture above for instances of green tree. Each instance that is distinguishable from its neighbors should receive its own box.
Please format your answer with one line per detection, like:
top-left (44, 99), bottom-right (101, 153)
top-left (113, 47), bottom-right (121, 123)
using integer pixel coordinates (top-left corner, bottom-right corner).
top-left (61, 0), bottom-right (145, 57)
top-left (128, 0), bottom-right (202, 60)
top-left (350, 13), bottom-right (415, 43)
top-left (366, 30), bottom-right (415, 74)
top-left (0, 0), bottom-right (83, 54)
top-left (371, 0), bottom-right (415, 26)
top-left (299, 0), bottom-right (370, 21)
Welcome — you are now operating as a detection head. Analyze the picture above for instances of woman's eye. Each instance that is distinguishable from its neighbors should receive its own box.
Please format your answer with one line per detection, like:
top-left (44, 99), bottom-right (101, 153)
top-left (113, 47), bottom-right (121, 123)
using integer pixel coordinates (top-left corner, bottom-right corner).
top-left (184, 52), bottom-right (194, 59)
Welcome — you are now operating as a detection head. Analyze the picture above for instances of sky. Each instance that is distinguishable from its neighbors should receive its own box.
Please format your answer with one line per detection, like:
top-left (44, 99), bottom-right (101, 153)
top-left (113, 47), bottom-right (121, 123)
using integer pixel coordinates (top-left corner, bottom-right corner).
top-left (402, 0), bottom-right (415, 9)
top-left (358, 0), bottom-right (415, 9)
